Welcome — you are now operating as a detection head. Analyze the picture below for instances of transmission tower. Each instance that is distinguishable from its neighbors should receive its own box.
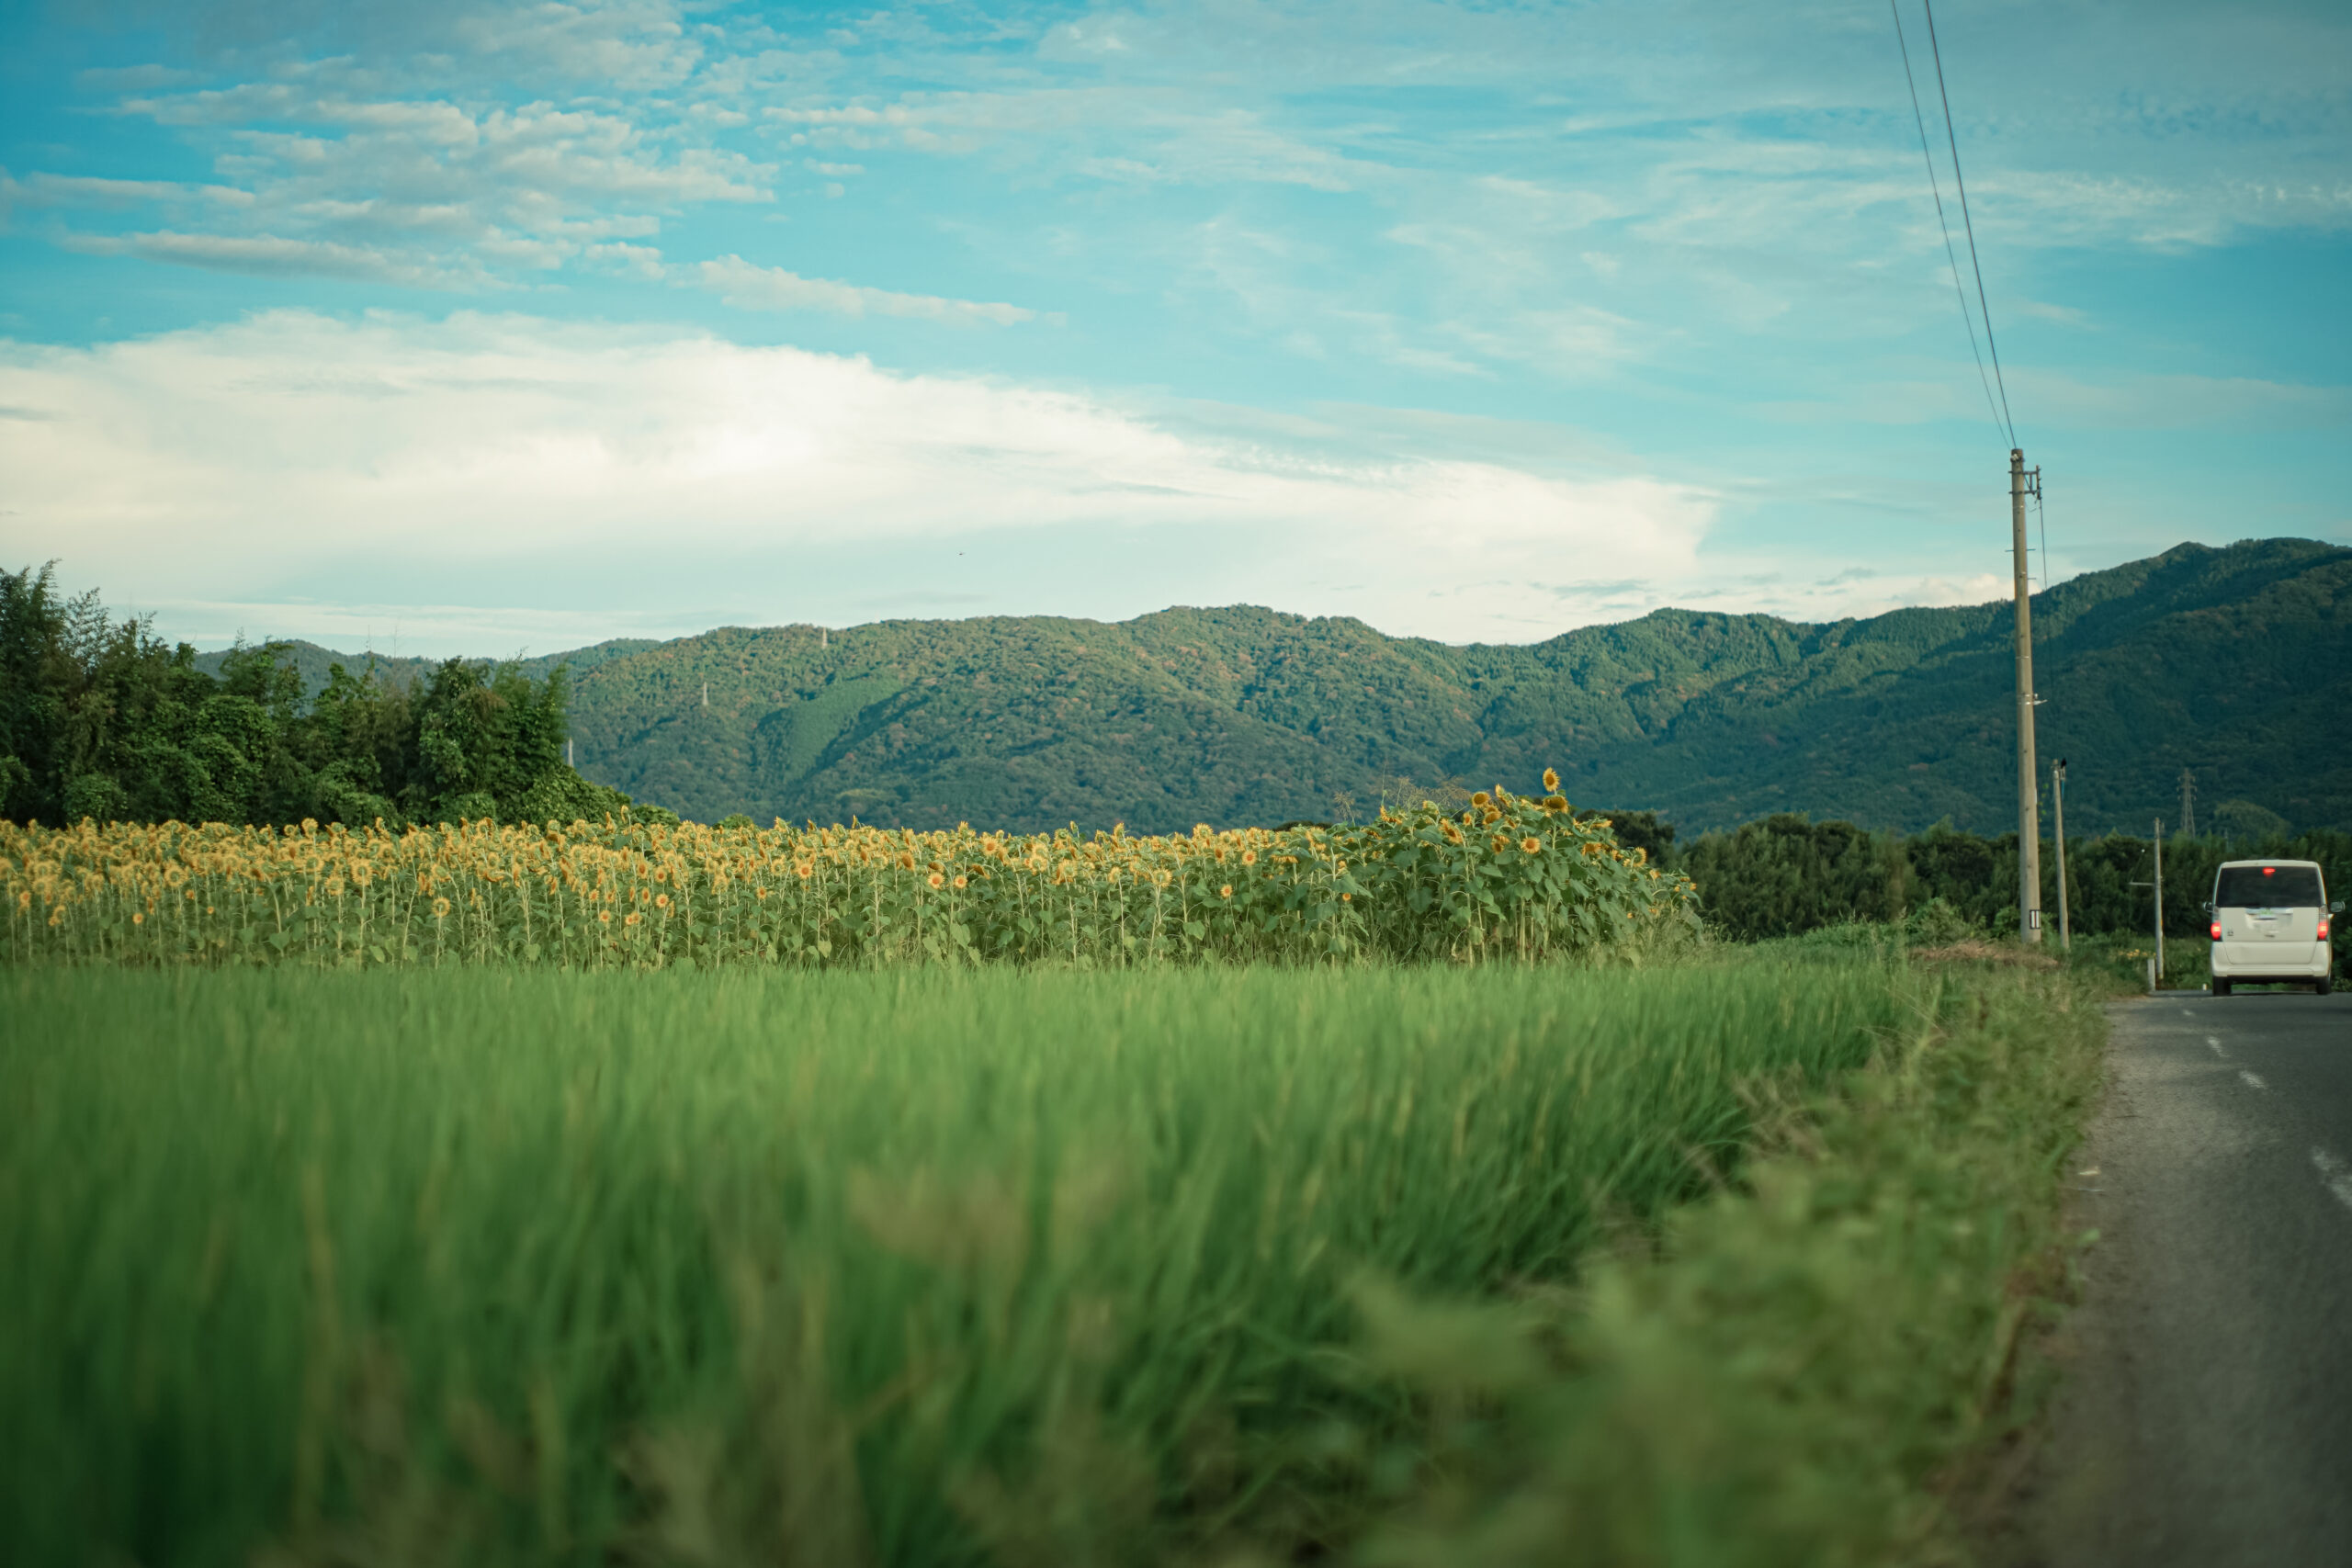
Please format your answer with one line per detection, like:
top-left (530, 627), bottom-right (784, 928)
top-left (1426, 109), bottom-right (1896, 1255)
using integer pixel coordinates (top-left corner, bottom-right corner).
top-left (2179, 768), bottom-right (2196, 837)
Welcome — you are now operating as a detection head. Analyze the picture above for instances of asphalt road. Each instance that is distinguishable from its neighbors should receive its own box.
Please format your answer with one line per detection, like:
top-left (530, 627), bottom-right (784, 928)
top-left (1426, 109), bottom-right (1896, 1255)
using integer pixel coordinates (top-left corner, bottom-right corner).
top-left (2019, 989), bottom-right (2352, 1567)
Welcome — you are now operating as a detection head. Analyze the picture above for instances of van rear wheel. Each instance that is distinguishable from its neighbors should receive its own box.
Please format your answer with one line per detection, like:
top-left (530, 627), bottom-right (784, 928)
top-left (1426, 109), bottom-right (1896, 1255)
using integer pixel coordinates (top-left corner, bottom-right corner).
top-left (2321, 976), bottom-right (2335, 997)
top-left (2213, 978), bottom-right (2233, 998)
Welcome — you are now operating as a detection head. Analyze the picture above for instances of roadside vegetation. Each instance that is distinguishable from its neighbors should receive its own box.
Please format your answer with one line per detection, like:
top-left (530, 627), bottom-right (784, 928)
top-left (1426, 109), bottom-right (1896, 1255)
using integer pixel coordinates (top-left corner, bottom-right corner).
top-left (1679, 810), bottom-right (2349, 957)
top-left (1, 948), bottom-right (2102, 1568)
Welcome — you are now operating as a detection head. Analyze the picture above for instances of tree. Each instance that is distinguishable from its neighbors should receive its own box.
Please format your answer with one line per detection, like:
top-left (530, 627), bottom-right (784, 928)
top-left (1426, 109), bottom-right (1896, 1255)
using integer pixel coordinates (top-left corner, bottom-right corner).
top-left (0, 566), bottom-right (641, 829)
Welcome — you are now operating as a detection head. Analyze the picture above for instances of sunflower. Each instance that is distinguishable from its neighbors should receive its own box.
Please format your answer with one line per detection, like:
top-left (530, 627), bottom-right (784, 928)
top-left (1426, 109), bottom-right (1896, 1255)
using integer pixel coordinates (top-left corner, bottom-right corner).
top-left (1521, 836), bottom-right (1542, 854)
top-left (1542, 767), bottom-right (1560, 792)
top-left (1471, 791), bottom-right (1492, 808)
top-left (953, 874), bottom-right (968, 890)
top-left (599, 910), bottom-right (613, 924)
top-left (1543, 794), bottom-right (1568, 814)
top-left (432, 897), bottom-right (452, 919)
top-left (656, 893), bottom-right (671, 908)
top-left (1489, 835), bottom-right (1509, 854)
top-left (1239, 848), bottom-right (1257, 865)
top-left (928, 872), bottom-right (946, 889)
top-left (1219, 885), bottom-right (1233, 899)
top-left (626, 911), bottom-right (642, 927)
top-left (796, 862), bottom-right (814, 879)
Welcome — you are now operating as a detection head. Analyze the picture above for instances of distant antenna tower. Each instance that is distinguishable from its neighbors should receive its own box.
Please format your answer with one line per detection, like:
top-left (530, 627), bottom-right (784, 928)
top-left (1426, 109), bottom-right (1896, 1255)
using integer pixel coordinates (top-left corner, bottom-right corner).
top-left (820, 626), bottom-right (829, 650)
top-left (701, 680), bottom-right (709, 709)
top-left (2179, 768), bottom-right (2196, 837)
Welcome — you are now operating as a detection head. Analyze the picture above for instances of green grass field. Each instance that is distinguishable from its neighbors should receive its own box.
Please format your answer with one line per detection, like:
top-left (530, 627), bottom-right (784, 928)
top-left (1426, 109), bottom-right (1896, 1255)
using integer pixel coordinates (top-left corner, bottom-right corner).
top-left (0, 952), bottom-right (2100, 1566)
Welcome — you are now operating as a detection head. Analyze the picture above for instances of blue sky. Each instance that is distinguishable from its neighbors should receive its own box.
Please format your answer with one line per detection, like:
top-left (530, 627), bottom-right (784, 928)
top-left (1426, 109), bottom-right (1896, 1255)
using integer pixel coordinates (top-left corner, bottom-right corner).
top-left (2, 0), bottom-right (2346, 654)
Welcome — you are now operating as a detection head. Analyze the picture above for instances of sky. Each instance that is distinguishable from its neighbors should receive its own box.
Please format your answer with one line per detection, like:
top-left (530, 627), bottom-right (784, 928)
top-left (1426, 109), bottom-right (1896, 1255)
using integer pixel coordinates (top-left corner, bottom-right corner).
top-left (1, 0), bottom-right (2346, 656)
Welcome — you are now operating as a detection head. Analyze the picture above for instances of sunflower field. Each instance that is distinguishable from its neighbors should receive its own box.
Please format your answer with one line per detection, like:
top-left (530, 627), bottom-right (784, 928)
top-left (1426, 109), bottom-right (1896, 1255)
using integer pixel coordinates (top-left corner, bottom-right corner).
top-left (2, 772), bottom-right (1695, 969)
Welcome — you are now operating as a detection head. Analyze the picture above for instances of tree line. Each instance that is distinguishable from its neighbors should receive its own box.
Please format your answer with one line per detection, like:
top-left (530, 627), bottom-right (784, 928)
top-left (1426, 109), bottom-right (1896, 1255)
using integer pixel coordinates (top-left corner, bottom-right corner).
top-left (0, 565), bottom-right (655, 830)
top-left (1679, 811), bottom-right (2352, 942)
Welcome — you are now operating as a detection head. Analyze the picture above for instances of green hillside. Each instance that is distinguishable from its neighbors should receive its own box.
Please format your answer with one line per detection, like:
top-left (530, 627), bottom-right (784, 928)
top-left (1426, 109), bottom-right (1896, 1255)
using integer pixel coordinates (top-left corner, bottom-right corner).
top-left (218, 539), bottom-right (2352, 836)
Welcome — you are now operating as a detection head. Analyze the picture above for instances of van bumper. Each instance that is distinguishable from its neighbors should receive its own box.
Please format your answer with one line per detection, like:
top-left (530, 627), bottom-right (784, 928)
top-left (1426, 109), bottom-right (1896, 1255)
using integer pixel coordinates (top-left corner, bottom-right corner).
top-left (2211, 940), bottom-right (2329, 979)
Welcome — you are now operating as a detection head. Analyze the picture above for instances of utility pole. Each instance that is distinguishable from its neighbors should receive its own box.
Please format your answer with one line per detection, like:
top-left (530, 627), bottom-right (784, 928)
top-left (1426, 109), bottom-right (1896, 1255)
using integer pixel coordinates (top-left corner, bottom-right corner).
top-left (2179, 768), bottom-right (2197, 837)
top-left (702, 680), bottom-right (708, 709)
top-left (2052, 758), bottom-right (2071, 953)
top-left (2012, 448), bottom-right (2044, 942)
top-left (2153, 817), bottom-right (2165, 981)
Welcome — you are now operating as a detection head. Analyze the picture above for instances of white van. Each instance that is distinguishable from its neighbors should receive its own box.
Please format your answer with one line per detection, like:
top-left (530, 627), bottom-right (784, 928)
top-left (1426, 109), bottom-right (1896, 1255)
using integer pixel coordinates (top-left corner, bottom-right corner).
top-left (2208, 859), bottom-right (2339, 996)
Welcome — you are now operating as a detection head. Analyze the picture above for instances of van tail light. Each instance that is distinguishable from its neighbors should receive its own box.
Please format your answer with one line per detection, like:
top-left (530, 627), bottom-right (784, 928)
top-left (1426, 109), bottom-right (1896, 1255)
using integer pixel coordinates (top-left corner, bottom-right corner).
top-left (2211, 920), bottom-right (2222, 941)
top-left (2323, 917), bottom-right (2333, 941)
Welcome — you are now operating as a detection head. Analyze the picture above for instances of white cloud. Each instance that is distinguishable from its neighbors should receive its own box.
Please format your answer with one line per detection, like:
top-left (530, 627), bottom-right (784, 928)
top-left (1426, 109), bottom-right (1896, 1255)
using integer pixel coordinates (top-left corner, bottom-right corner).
top-left (58, 228), bottom-right (485, 287)
top-left (692, 255), bottom-right (1038, 325)
top-left (51, 85), bottom-right (776, 287)
top-left (0, 310), bottom-right (1715, 649)
top-left (5, 172), bottom-right (255, 209)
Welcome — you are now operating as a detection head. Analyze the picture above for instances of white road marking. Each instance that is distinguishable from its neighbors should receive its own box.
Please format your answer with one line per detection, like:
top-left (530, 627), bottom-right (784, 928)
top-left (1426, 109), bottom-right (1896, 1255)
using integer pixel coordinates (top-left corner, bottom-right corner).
top-left (2313, 1149), bottom-right (2352, 1213)
top-left (2181, 1008), bottom-right (2198, 1019)
top-left (2240, 1071), bottom-right (2268, 1090)
top-left (2207, 1036), bottom-right (2229, 1059)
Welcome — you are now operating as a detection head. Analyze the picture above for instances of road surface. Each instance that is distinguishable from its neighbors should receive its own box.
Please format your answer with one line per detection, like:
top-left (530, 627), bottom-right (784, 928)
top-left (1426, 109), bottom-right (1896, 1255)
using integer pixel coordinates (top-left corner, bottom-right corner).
top-left (2018, 989), bottom-right (2352, 1567)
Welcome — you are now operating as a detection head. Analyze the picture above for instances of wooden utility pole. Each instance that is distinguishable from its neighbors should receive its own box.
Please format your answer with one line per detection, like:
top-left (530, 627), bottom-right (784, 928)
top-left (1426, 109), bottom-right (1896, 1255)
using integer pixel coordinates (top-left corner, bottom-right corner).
top-left (2012, 448), bottom-right (2043, 942)
top-left (2052, 757), bottom-right (2071, 952)
top-left (2153, 818), bottom-right (2165, 980)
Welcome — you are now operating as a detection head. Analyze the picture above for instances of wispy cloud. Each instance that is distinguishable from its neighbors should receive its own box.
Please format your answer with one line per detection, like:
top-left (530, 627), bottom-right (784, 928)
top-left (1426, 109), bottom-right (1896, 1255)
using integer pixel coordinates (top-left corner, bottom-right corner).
top-left (57, 229), bottom-right (487, 287)
top-left (692, 255), bottom-right (1038, 324)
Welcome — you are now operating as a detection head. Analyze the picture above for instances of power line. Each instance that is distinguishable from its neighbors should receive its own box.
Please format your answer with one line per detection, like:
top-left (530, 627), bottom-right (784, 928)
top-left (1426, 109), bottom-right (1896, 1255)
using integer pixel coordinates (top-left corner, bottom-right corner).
top-left (2034, 479), bottom-right (2048, 592)
top-left (1921, 0), bottom-right (2016, 447)
top-left (1890, 0), bottom-right (2004, 446)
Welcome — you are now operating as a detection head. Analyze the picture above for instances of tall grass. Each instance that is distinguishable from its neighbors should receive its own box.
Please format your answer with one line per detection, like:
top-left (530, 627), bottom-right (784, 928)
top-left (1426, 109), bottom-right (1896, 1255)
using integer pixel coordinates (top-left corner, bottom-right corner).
top-left (3, 959), bottom-right (1902, 1567)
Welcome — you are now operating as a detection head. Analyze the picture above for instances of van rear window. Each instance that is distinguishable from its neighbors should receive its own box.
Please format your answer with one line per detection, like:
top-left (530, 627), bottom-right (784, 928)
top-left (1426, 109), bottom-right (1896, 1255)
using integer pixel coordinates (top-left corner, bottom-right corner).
top-left (2214, 865), bottom-right (2324, 907)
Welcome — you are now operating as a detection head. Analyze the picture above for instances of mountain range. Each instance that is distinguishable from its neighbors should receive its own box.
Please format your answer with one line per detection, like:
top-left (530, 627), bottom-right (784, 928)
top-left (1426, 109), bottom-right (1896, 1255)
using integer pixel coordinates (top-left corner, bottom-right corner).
top-left (201, 538), bottom-right (2352, 838)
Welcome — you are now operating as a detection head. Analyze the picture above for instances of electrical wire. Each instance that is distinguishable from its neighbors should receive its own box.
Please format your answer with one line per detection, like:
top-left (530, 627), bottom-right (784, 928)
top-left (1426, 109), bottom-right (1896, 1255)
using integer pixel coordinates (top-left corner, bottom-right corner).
top-left (1890, 0), bottom-right (2006, 447)
top-left (2035, 481), bottom-right (2049, 592)
top-left (1921, 0), bottom-right (2016, 448)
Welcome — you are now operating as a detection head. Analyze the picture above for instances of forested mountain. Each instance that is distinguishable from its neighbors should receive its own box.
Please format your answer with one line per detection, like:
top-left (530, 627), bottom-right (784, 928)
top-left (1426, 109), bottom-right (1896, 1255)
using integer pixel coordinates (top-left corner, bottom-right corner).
top-left (199, 538), bottom-right (2352, 837)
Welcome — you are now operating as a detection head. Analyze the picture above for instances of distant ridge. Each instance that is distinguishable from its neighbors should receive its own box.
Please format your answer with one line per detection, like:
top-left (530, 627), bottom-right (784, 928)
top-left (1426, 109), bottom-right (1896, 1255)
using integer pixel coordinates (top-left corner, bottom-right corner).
top-left (211, 539), bottom-right (2352, 837)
